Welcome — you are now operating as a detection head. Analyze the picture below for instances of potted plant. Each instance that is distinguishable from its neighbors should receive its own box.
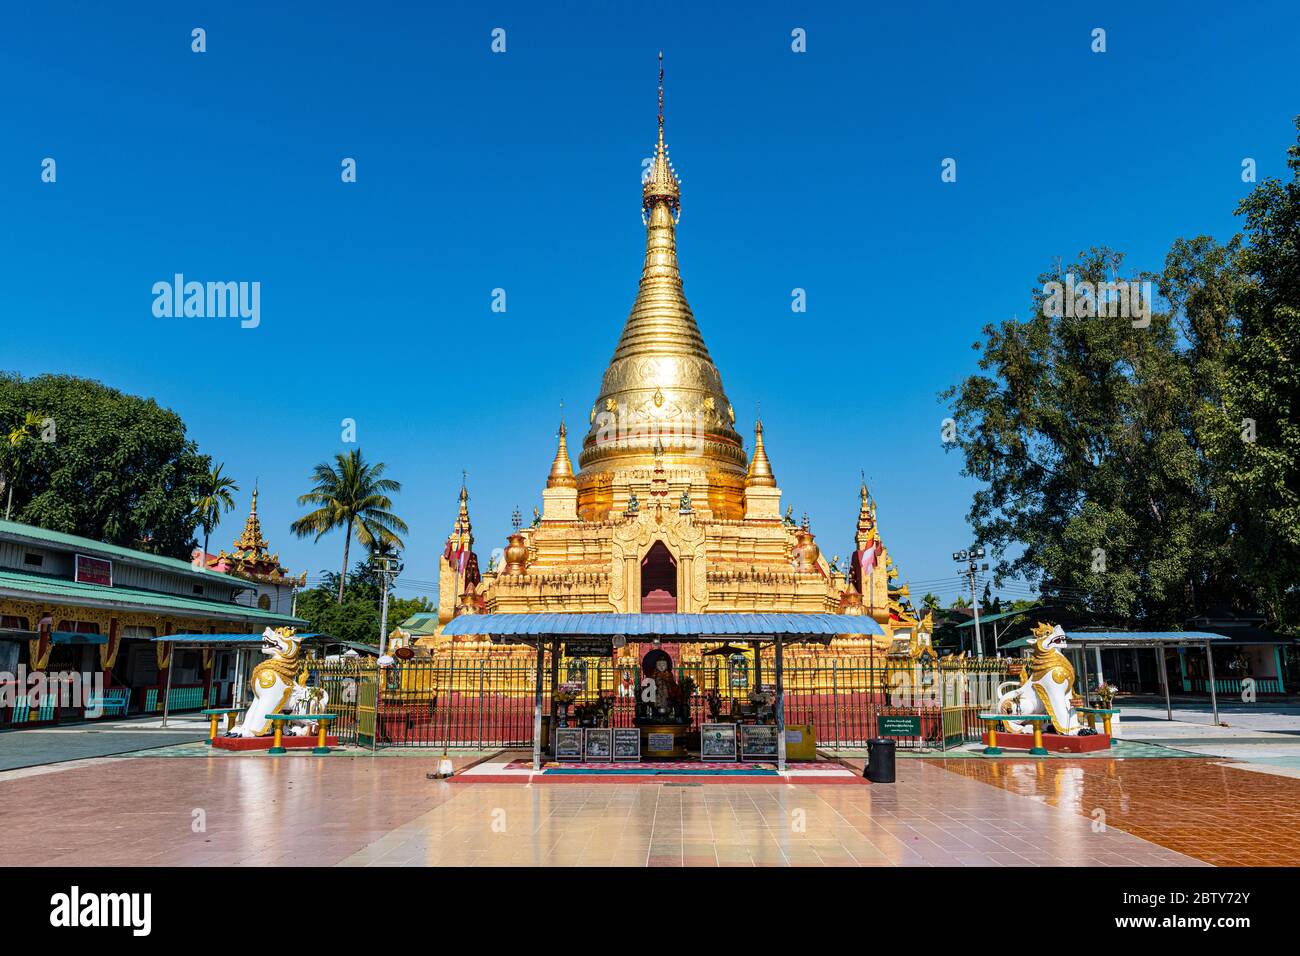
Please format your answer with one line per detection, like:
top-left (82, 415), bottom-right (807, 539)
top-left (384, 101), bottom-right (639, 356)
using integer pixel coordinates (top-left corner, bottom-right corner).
top-left (553, 682), bottom-right (580, 726)
top-left (676, 675), bottom-right (697, 721)
top-left (1094, 682), bottom-right (1118, 709)
top-left (704, 688), bottom-right (722, 721)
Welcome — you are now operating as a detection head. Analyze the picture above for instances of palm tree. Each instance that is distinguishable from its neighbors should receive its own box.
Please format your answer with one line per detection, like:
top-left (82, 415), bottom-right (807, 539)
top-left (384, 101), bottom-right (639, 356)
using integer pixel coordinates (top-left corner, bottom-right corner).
top-left (291, 449), bottom-right (408, 603)
top-left (4, 412), bottom-right (46, 521)
top-left (193, 464), bottom-right (239, 559)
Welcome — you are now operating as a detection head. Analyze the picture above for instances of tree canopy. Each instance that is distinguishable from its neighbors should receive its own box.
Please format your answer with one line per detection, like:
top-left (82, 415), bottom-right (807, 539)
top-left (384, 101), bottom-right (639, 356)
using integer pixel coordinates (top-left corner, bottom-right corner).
top-left (0, 373), bottom-right (211, 558)
top-left (943, 117), bottom-right (1300, 631)
top-left (296, 559), bottom-right (432, 647)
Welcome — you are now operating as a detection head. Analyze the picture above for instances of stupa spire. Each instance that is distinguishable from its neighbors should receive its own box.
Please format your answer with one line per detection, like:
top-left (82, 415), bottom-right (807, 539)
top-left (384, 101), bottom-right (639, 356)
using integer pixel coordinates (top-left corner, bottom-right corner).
top-left (579, 54), bottom-right (744, 478)
top-left (455, 474), bottom-right (472, 538)
top-left (232, 482), bottom-right (269, 556)
top-left (746, 407), bottom-right (777, 488)
top-left (547, 419), bottom-right (576, 488)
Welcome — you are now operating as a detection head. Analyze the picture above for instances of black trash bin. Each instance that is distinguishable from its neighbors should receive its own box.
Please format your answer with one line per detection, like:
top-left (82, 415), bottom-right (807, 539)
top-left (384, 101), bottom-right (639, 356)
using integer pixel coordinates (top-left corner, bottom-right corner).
top-left (865, 737), bottom-right (896, 783)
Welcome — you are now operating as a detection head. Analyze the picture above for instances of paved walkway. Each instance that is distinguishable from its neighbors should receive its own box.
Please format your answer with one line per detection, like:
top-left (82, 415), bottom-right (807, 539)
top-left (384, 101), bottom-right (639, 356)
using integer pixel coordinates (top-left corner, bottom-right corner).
top-left (0, 715), bottom-right (210, 772)
top-left (2, 704), bottom-right (1298, 866)
top-left (937, 756), bottom-right (1300, 866)
top-left (0, 750), bottom-right (1221, 867)
top-left (1116, 701), bottom-right (1300, 777)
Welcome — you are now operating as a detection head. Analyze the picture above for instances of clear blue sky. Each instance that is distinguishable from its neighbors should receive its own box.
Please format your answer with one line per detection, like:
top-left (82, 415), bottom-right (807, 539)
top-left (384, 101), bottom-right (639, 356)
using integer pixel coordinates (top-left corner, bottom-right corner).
top-left (3, 1), bottom-right (1298, 607)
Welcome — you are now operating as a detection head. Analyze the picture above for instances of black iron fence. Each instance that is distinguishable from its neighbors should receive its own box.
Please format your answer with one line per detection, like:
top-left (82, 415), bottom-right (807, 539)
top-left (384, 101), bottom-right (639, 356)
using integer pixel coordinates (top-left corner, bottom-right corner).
top-left (305, 656), bottom-right (1018, 751)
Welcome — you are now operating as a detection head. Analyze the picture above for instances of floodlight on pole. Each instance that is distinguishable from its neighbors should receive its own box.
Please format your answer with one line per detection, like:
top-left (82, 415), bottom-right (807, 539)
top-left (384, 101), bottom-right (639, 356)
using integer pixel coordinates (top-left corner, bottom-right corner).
top-left (952, 544), bottom-right (988, 657)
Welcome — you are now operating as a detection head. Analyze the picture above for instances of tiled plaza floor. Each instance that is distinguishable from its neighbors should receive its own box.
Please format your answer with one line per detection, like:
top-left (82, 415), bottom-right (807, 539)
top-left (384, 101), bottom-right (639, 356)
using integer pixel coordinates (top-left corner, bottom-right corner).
top-left (0, 753), bottom-right (1204, 866)
top-left (934, 757), bottom-right (1300, 866)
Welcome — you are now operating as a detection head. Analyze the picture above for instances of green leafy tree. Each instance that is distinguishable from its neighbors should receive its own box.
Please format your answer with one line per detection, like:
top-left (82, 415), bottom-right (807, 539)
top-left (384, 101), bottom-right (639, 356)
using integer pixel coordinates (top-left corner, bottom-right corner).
top-left (290, 449), bottom-right (408, 604)
top-left (4, 411), bottom-right (46, 520)
top-left (193, 464), bottom-right (239, 558)
top-left (1222, 121), bottom-right (1300, 627)
top-left (920, 592), bottom-right (942, 613)
top-left (943, 248), bottom-right (1206, 625)
top-left (0, 373), bottom-right (211, 556)
top-left (296, 583), bottom-right (381, 647)
top-left (295, 561), bottom-right (433, 648)
top-left (944, 118), bottom-right (1300, 630)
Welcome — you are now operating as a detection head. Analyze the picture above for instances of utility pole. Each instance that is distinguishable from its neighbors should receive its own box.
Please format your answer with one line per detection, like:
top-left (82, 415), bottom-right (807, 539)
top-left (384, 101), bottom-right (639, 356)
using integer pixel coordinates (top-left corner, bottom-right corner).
top-left (372, 554), bottom-right (402, 656)
top-left (952, 546), bottom-right (989, 658)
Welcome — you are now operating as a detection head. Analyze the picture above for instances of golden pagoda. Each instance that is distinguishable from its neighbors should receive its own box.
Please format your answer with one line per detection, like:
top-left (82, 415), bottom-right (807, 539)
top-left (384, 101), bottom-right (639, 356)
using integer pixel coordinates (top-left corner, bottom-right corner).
top-left (210, 486), bottom-right (306, 588)
top-left (424, 58), bottom-right (913, 664)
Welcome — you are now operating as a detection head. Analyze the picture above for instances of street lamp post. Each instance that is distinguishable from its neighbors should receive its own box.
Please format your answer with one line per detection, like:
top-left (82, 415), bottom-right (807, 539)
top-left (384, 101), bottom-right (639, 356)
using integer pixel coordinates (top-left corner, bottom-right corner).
top-left (952, 546), bottom-right (989, 658)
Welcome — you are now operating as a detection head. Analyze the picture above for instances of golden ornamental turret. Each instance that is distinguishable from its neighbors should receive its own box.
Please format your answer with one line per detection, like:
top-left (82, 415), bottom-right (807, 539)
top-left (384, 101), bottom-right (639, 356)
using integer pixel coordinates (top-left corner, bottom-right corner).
top-left (217, 485), bottom-right (305, 586)
top-left (232, 485), bottom-right (269, 556)
top-left (547, 420), bottom-right (576, 489)
top-left (453, 481), bottom-right (473, 546)
top-left (438, 479), bottom-right (478, 624)
top-left (855, 476), bottom-right (879, 551)
top-left (578, 53), bottom-right (746, 497)
top-left (745, 410), bottom-right (777, 488)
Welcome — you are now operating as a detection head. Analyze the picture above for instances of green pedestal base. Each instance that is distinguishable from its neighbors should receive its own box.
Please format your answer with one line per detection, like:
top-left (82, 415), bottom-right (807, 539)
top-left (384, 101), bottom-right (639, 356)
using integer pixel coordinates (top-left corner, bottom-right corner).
top-left (267, 747), bottom-right (286, 755)
top-left (312, 747), bottom-right (330, 755)
top-left (1029, 747), bottom-right (1049, 756)
top-left (982, 746), bottom-right (1003, 755)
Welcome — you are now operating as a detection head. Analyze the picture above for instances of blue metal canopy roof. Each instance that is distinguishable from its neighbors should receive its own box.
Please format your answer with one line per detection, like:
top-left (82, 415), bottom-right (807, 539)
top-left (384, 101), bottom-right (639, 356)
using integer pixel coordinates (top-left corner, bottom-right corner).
top-left (441, 613), bottom-right (884, 639)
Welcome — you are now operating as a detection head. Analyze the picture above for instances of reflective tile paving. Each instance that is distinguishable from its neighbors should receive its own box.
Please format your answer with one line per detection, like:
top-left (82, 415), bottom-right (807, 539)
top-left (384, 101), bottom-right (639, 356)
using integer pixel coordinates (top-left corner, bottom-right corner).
top-left (933, 757), bottom-right (1300, 866)
top-left (0, 754), bottom-right (1205, 866)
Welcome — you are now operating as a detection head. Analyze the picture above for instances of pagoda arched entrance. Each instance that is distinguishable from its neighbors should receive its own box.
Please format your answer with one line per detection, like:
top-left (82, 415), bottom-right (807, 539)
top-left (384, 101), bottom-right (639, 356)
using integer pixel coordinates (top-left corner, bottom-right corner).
top-left (640, 541), bottom-right (677, 613)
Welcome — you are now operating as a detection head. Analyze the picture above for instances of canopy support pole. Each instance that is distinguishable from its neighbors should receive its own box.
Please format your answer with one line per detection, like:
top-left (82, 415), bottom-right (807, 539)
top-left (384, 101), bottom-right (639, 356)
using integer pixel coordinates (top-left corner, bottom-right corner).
top-left (1205, 639), bottom-right (1219, 725)
top-left (532, 638), bottom-right (546, 771)
top-left (774, 635), bottom-right (786, 773)
top-left (751, 640), bottom-right (761, 692)
top-left (1157, 642), bottom-right (1172, 721)
top-left (548, 637), bottom-right (560, 756)
top-left (160, 645), bottom-right (176, 728)
top-left (1079, 643), bottom-right (1091, 707)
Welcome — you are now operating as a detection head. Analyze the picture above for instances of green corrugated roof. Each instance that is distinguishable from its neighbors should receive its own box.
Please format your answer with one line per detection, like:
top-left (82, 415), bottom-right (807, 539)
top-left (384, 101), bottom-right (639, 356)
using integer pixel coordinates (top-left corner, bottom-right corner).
top-left (954, 606), bottom-right (1041, 627)
top-left (0, 568), bottom-right (305, 625)
top-left (0, 519), bottom-right (252, 587)
top-left (397, 611), bottom-right (441, 636)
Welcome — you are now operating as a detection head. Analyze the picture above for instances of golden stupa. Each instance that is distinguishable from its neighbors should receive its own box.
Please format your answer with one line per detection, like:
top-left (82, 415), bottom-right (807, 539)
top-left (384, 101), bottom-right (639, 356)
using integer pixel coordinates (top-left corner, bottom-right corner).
top-left (422, 58), bottom-right (926, 664)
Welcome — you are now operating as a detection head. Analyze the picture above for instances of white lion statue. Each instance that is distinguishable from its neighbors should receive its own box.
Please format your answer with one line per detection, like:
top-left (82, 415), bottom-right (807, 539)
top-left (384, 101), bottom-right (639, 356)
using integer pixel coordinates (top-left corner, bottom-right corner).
top-left (226, 628), bottom-right (329, 737)
top-left (995, 622), bottom-right (1081, 735)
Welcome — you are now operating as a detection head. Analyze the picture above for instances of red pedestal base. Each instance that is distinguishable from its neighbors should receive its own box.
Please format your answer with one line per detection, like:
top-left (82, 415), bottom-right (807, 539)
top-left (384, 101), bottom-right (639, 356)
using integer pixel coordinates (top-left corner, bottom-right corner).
top-left (982, 731), bottom-right (1110, 753)
top-left (212, 735), bottom-right (340, 752)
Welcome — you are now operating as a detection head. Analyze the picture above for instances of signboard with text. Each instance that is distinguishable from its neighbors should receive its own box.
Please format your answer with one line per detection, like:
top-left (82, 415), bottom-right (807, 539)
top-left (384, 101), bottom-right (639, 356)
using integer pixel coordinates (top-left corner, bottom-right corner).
top-left (878, 715), bottom-right (922, 737)
top-left (75, 554), bottom-right (112, 587)
top-left (563, 639), bottom-right (614, 658)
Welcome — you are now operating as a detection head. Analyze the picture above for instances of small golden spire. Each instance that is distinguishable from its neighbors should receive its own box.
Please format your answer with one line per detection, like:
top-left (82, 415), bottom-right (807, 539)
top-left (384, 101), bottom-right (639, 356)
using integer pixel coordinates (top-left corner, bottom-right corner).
top-left (232, 482), bottom-right (269, 556)
top-left (745, 407), bottom-right (777, 487)
top-left (643, 51), bottom-right (680, 214)
top-left (456, 473), bottom-right (472, 534)
top-left (547, 419), bottom-right (576, 488)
